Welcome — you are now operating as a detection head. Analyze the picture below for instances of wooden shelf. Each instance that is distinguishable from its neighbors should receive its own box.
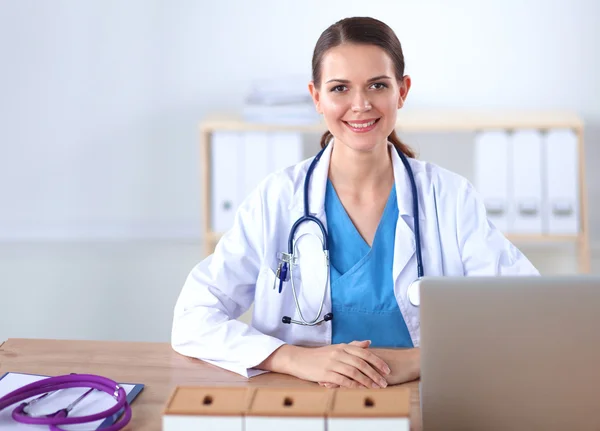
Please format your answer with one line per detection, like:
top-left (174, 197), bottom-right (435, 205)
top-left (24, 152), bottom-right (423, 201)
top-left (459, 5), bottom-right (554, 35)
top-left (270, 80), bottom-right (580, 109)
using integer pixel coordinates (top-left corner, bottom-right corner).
top-left (208, 232), bottom-right (579, 245)
top-left (200, 110), bottom-right (584, 134)
top-left (207, 232), bottom-right (223, 243)
top-left (505, 234), bottom-right (581, 244)
top-left (199, 109), bottom-right (590, 273)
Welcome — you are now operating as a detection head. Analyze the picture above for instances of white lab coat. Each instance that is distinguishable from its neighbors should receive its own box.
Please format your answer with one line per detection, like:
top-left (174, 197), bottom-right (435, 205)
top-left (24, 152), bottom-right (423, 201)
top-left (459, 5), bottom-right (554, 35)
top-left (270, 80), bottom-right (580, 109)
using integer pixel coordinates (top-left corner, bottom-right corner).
top-left (171, 142), bottom-right (539, 378)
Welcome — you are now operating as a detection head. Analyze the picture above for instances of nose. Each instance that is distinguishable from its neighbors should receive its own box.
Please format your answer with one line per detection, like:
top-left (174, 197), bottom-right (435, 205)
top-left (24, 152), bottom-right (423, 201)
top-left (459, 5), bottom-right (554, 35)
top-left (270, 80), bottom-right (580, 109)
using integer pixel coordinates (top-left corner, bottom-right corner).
top-left (351, 90), bottom-right (372, 112)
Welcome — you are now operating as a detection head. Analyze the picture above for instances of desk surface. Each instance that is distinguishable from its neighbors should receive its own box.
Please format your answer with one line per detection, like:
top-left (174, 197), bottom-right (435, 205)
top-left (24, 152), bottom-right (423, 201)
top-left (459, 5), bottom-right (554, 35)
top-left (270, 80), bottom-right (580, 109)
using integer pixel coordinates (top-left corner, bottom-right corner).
top-left (0, 338), bottom-right (421, 430)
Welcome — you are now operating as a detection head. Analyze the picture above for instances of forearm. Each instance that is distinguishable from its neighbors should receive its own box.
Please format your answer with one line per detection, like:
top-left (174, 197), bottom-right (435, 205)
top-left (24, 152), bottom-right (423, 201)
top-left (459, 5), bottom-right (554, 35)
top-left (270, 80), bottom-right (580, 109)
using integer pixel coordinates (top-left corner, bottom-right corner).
top-left (370, 347), bottom-right (420, 385)
top-left (256, 342), bottom-right (405, 389)
top-left (255, 344), bottom-right (298, 375)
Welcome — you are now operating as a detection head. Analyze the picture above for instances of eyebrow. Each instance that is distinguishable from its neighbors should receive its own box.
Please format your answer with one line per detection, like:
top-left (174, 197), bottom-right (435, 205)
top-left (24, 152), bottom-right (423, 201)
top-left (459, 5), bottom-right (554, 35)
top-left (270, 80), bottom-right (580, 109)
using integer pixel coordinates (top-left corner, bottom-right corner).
top-left (325, 75), bottom-right (392, 84)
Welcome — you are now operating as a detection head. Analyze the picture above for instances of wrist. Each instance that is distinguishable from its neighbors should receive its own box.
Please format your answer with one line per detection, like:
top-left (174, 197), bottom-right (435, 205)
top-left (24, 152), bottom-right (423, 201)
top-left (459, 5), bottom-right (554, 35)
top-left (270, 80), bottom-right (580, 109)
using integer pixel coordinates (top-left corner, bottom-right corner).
top-left (400, 347), bottom-right (420, 383)
top-left (409, 347), bottom-right (421, 381)
top-left (372, 347), bottom-right (420, 385)
top-left (257, 344), bottom-right (301, 375)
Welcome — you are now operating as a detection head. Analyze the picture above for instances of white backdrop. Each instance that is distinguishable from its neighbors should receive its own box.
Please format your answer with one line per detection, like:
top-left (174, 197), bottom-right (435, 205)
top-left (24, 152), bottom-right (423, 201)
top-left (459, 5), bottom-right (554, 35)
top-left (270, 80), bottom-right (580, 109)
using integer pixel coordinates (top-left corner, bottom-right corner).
top-left (1, 0), bottom-right (598, 243)
top-left (0, 0), bottom-right (599, 343)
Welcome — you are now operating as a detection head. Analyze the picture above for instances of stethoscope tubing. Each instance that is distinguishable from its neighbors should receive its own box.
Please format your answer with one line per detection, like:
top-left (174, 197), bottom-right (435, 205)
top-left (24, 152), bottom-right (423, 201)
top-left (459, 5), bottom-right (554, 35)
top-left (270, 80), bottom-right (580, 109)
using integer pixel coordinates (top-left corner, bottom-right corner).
top-left (279, 142), bottom-right (424, 325)
top-left (0, 373), bottom-right (131, 430)
top-left (396, 144), bottom-right (424, 279)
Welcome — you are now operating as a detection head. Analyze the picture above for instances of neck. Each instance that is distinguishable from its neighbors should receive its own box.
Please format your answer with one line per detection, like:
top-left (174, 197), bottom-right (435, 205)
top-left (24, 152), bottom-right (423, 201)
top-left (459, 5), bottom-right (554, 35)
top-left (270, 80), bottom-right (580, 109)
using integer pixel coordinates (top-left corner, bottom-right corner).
top-left (328, 139), bottom-right (393, 194)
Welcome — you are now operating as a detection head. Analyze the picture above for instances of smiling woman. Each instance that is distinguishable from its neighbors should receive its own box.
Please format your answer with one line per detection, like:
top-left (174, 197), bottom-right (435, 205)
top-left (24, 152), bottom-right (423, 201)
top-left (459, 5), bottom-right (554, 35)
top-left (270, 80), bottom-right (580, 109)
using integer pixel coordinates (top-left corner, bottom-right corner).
top-left (171, 16), bottom-right (538, 392)
top-left (308, 17), bottom-right (416, 159)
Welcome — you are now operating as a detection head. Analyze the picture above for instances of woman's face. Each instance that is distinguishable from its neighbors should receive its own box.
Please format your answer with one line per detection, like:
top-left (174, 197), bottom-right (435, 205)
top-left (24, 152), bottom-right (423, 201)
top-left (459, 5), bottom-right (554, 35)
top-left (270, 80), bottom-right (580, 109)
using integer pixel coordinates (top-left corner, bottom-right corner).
top-left (309, 43), bottom-right (410, 153)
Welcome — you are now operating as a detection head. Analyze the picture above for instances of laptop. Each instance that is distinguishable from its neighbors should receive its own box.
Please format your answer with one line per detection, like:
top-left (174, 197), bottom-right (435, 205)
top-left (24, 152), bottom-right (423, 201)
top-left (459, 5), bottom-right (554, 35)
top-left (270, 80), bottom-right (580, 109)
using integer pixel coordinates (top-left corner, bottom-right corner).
top-left (418, 275), bottom-right (600, 431)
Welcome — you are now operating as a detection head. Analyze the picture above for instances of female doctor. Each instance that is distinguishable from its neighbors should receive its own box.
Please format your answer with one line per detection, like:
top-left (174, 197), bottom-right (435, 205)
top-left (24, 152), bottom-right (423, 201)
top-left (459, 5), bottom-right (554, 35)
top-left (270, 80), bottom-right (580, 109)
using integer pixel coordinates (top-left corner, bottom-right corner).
top-left (171, 16), bottom-right (539, 389)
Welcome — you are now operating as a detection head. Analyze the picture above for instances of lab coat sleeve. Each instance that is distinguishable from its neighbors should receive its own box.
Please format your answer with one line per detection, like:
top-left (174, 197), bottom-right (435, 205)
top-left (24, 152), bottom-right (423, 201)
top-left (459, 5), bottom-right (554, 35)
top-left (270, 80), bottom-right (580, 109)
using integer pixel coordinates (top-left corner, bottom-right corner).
top-left (171, 188), bottom-right (286, 378)
top-left (456, 180), bottom-right (540, 275)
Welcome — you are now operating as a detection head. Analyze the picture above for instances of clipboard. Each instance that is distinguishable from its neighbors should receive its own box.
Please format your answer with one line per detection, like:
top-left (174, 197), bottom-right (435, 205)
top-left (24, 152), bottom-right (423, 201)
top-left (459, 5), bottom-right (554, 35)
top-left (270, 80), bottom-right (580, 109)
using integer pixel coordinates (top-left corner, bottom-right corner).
top-left (0, 371), bottom-right (144, 430)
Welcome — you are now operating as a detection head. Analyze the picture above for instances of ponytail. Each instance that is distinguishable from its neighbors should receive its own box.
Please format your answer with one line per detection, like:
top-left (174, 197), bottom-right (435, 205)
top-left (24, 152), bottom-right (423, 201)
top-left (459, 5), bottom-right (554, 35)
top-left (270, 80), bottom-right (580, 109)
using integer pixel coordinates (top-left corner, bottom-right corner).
top-left (320, 130), bottom-right (333, 148)
top-left (319, 129), bottom-right (416, 159)
top-left (388, 129), bottom-right (416, 159)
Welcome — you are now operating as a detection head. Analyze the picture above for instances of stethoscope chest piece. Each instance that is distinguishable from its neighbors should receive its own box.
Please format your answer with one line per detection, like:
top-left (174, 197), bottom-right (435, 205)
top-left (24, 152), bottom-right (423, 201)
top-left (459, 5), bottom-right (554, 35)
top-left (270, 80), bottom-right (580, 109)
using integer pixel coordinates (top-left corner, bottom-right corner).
top-left (407, 280), bottom-right (420, 307)
top-left (0, 373), bottom-right (131, 430)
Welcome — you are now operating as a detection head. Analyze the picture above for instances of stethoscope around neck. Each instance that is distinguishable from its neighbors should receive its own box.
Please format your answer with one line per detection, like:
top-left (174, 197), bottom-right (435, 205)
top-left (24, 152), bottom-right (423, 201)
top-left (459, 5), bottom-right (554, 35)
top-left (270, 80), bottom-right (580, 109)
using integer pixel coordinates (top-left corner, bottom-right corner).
top-left (274, 143), bottom-right (424, 327)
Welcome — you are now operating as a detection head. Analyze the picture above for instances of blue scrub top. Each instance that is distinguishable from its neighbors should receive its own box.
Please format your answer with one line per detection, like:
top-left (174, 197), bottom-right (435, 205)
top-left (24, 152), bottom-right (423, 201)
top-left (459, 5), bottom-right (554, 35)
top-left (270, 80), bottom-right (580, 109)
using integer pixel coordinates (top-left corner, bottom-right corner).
top-left (325, 179), bottom-right (413, 348)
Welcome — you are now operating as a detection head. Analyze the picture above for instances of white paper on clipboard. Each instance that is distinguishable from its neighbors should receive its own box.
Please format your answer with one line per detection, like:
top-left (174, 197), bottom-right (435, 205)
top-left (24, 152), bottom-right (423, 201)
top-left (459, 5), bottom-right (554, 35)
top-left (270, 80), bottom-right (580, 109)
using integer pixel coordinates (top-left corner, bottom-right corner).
top-left (0, 372), bottom-right (143, 430)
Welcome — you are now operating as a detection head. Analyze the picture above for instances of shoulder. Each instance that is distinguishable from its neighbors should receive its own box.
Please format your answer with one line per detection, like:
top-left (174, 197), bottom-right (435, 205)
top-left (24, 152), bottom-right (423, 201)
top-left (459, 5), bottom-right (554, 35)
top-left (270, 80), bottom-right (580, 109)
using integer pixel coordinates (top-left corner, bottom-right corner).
top-left (245, 157), bottom-right (312, 210)
top-left (406, 157), bottom-right (472, 199)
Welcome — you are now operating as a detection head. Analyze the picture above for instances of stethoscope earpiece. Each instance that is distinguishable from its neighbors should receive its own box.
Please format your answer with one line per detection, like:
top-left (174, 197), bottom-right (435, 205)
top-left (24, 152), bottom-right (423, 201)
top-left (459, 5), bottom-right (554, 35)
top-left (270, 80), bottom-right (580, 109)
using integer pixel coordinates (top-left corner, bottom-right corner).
top-left (282, 312), bottom-right (333, 326)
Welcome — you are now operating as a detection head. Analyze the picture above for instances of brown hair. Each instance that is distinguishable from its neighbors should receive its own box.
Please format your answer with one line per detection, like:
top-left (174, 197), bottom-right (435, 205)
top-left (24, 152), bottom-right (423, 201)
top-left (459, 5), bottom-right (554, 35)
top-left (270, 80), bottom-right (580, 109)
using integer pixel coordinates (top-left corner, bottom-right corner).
top-left (312, 17), bottom-right (415, 158)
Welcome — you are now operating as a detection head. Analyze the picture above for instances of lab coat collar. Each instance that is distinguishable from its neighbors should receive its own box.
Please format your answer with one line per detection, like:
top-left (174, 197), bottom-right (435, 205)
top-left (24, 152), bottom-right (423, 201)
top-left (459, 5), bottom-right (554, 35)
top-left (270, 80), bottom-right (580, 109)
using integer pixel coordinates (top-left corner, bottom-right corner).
top-left (390, 142), bottom-right (428, 221)
top-left (287, 139), bottom-right (420, 312)
top-left (289, 142), bottom-right (332, 217)
top-left (289, 140), bottom-right (425, 221)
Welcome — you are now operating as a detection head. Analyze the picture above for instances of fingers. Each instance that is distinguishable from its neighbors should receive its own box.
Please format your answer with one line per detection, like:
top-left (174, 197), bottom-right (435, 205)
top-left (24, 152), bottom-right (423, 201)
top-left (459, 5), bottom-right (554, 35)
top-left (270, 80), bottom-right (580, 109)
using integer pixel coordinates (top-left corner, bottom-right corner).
top-left (348, 340), bottom-right (371, 348)
top-left (314, 342), bottom-right (390, 389)
top-left (318, 381), bottom-right (339, 389)
top-left (323, 371), bottom-right (362, 389)
top-left (338, 354), bottom-right (388, 388)
top-left (343, 345), bottom-right (391, 377)
top-left (331, 361), bottom-right (383, 388)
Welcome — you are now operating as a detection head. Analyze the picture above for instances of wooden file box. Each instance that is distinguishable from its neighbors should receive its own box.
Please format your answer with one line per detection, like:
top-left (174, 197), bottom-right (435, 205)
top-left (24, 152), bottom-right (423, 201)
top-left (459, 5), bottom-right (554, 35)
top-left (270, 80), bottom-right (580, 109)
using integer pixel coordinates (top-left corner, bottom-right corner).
top-left (327, 387), bottom-right (411, 431)
top-left (162, 386), bottom-right (250, 431)
top-left (245, 387), bottom-right (333, 431)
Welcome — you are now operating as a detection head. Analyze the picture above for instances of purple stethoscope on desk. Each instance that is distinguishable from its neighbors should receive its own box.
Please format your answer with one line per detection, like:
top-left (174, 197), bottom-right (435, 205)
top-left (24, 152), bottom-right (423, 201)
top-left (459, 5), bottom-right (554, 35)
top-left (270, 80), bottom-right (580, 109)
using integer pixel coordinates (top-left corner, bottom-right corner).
top-left (0, 373), bottom-right (131, 430)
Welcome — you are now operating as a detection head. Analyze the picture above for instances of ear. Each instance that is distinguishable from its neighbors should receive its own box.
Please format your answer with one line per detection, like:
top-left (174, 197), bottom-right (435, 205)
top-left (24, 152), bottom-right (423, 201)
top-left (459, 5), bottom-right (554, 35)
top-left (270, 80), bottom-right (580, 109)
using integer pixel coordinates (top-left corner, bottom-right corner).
top-left (397, 75), bottom-right (411, 109)
top-left (308, 81), bottom-right (322, 114)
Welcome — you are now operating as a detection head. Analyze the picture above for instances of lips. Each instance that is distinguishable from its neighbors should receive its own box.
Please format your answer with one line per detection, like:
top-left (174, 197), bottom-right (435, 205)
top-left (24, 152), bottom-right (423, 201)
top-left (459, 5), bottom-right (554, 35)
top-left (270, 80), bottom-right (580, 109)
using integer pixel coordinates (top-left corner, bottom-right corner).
top-left (343, 118), bottom-right (380, 133)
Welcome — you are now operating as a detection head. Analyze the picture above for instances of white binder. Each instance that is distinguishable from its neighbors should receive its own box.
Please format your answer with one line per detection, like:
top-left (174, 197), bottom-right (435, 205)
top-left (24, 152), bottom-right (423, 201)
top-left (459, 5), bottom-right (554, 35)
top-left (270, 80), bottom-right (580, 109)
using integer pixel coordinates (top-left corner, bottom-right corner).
top-left (474, 130), bottom-right (510, 232)
top-left (510, 129), bottom-right (543, 234)
top-left (242, 132), bottom-right (272, 199)
top-left (270, 132), bottom-right (303, 173)
top-left (210, 132), bottom-right (302, 235)
top-left (543, 129), bottom-right (579, 234)
top-left (210, 131), bottom-right (243, 233)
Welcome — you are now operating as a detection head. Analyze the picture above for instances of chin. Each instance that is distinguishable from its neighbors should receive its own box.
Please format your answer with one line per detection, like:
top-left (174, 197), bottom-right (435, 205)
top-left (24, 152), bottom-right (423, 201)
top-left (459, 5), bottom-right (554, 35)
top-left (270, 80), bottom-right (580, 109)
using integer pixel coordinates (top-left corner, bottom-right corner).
top-left (331, 117), bottom-right (392, 152)
top-left (337, 132), bottom-right (389, 153)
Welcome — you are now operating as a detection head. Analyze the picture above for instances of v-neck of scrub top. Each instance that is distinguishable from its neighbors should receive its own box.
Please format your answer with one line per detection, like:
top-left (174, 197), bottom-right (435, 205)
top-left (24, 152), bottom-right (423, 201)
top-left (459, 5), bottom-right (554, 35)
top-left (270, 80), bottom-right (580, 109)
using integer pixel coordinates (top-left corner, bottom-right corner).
top-left (326, 179), bottom-right (413, 348)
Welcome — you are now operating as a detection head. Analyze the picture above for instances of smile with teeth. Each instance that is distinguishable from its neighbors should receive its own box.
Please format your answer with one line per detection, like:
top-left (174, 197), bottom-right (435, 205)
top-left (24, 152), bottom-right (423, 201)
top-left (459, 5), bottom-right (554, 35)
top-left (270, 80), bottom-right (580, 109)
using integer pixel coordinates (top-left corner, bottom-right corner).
top-left (343, 118), bottom-right (380, 131)
top-left (347, 120), bottom-right (377, 128)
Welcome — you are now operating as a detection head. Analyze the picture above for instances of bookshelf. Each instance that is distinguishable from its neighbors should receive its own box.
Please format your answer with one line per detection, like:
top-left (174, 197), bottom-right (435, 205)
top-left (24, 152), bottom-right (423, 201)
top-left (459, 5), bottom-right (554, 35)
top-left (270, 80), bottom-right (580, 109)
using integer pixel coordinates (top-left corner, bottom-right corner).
top-left (199, 110), bottom-right (590, 273)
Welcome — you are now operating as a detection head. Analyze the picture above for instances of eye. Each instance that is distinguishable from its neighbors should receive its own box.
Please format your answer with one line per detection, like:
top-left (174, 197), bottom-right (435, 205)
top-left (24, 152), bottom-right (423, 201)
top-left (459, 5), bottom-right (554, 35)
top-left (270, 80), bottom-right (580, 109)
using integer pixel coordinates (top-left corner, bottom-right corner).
top-left (330, 85), bottom-right (347, 93)
top-left (371, 82), bottom-right (388, 90)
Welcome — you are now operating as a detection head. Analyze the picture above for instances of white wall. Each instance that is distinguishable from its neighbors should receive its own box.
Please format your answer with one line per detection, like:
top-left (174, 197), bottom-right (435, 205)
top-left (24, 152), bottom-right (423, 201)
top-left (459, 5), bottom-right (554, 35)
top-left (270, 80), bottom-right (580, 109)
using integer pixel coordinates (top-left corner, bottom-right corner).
top-left (1, 0), bottom-right (599, 343)
top-left (1, 0), bottom-right (599, 242)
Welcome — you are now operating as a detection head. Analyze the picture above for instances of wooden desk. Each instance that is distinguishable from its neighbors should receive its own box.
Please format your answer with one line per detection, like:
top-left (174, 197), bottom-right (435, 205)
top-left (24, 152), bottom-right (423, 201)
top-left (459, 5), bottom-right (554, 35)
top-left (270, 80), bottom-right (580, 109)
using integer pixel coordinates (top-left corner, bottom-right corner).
top-left (0, 338), bottom-right (421, 430)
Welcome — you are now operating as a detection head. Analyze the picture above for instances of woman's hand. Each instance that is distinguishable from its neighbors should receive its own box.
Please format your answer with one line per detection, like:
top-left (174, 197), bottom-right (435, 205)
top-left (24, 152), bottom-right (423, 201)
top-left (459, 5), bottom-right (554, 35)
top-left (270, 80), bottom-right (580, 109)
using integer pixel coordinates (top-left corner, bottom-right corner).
top-left (317, 340), bottom-right (377, 388)
top-left (258, 340), bottom-right (391, 388)
top-left (319, 345), bottom-right (421, 388)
